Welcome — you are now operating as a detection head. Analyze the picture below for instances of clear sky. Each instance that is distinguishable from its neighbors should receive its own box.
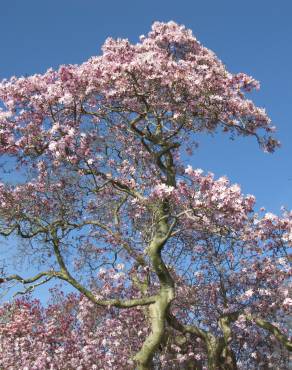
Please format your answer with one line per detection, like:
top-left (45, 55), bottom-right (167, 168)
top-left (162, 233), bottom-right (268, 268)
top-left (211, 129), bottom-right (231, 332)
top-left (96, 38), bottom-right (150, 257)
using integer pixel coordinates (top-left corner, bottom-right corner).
top-left (0, 1), bottom-right (291, 211)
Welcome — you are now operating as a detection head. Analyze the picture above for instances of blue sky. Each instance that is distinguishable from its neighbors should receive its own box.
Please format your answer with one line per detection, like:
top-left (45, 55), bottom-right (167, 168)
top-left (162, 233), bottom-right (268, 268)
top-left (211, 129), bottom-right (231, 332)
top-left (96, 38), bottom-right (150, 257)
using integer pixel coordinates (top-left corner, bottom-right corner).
top-left (1, 0), bottom-right (291, 213)
top-left (0, 0), bottom-right (291, 302)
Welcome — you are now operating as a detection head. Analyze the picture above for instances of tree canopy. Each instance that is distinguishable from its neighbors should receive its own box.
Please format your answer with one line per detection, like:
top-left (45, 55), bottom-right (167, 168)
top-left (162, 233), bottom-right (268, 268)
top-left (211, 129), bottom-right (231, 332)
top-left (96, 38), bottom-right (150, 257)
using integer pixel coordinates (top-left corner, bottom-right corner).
top-left (0, 21), bottom-right (290, 369)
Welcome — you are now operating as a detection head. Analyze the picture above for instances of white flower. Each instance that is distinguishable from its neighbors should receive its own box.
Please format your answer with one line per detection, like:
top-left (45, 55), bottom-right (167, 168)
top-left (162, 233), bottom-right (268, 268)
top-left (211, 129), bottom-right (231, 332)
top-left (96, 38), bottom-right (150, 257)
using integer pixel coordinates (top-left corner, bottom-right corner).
top-left (50, 121), bottom-right (60, 133)
top-left (116, 263), bottom-right (124, 270)
top-left (59, 92), bottom-right (73, 105)
top-left (185, 165), bottom-right (203, 176)
top-left (242, 289), bottom-right (254, 299)
top-left (153, 183), bottom-right (174, 196)
top-left (67, 127), bottom-right (75, 136)
top-left (283, 298), bottom-right (292, 306)
top-left (264, 212), bottom-right (277, 221)
top-left (48, 141), bottom-right (57, 151)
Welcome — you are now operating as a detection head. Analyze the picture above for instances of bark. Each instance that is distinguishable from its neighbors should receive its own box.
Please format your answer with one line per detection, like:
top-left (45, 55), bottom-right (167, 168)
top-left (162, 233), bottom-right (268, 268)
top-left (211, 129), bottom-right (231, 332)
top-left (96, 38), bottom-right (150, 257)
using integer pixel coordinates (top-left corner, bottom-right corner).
top-left (250, 316), bottom-right (292, 352)
top-left (206, 334), bottom-right (237, 370)
top-left (134, 204), bottom-right (175, 369)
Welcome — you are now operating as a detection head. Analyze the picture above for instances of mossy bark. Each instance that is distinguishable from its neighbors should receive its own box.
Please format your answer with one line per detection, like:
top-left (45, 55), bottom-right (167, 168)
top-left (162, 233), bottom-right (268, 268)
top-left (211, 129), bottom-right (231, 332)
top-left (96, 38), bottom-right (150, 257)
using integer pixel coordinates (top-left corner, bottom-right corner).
top-left (134, 204), bottom-right (175, 369)
top-left (206, 333), bottom-right (237, 370)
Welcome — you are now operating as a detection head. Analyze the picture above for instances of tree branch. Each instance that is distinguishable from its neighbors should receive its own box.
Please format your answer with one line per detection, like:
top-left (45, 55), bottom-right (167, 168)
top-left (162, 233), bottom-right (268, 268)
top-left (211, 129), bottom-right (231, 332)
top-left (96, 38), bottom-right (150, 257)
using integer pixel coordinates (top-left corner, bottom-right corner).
top-left (246, 315), bottom-right (292, 352)
top-left (166, 312), bottom-right (207, 340)
top-left (50, 230), bottom-right (154, 308)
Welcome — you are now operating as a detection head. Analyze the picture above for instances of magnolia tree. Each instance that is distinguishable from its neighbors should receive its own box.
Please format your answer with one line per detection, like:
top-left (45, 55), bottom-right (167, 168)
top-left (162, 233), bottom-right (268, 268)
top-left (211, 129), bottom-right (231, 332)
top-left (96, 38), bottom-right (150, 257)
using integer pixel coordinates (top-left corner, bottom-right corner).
top-left (0, 21), bottom-right (291, 369)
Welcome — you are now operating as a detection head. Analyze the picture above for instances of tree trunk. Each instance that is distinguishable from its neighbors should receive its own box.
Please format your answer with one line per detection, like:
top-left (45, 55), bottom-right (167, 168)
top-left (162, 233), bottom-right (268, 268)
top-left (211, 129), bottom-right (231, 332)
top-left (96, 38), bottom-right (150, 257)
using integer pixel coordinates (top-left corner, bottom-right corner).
top-left (134, 203), bottom-right (175, 369)
top-left (207, 336), bottom-right (238, 370)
